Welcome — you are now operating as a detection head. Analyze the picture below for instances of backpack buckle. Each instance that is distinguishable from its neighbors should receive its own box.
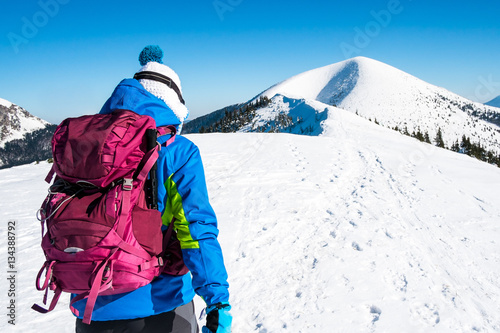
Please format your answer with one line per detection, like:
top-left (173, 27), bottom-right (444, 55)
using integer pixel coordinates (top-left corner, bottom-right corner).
top-left (122, 179), bottom-right (133, 191)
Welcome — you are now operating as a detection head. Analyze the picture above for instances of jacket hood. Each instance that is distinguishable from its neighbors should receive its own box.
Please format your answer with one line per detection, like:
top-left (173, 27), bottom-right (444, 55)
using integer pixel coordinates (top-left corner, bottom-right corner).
top-left (99, 79), bottom-right (182, 127)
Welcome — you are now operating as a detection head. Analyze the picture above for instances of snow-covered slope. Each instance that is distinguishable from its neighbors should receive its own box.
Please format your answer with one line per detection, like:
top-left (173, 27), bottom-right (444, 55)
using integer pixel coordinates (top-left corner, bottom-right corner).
top-left (485, 95), bottom-right (500, 108)
top-left (1, 107), bottom-right (499, 332)
top-left (0, 97), bottom-right (13, 108)
top-left (256, 57), bottom-right (500, 154)
top-left (0, 98), bottom-right (49, 148)
top-left (239, 94), bottom-right (328, 135)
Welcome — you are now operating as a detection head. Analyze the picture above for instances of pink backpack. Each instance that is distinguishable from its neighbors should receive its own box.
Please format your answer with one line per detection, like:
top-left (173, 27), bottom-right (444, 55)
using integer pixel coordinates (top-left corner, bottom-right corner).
top-left (32, 109), bottom-right (187, 324)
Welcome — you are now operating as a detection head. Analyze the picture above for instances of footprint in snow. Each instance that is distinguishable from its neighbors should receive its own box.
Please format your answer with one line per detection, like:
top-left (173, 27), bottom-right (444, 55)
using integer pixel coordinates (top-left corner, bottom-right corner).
top-left (352, 242), bottom-right (363, 251)
top-left (370, 305), bottom-right (382, 323)
top-left (410, 303), bottom-right (440, 326)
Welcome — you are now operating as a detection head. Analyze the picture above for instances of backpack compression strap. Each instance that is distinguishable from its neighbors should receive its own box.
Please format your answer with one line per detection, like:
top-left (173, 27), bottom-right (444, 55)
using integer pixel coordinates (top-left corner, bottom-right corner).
top-left (133, 71), bottom-right (185, 105)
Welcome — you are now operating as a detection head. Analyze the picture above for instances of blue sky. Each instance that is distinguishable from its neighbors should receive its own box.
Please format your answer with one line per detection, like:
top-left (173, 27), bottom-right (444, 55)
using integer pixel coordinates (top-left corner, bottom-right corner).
top-left (1, 0), bottom-right (499, 124)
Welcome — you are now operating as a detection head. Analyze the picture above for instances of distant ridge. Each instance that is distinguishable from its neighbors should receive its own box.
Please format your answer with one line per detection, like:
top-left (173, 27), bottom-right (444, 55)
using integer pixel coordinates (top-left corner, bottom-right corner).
top-left (485, 95), bottom-right (500, 108)
top-left (183, 103), bottom-right (243, 134)
top-left (0, 98), bottom-right (54, 168)
top-left (189, 57), bottom-right (500, 157)
top-left (0, 98), bottom-right (48, 147)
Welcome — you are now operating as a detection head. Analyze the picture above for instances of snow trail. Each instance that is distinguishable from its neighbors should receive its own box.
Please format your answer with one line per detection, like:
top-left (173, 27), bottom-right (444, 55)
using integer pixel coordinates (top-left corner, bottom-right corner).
top-left (1, 108), bottom-right (499, 332)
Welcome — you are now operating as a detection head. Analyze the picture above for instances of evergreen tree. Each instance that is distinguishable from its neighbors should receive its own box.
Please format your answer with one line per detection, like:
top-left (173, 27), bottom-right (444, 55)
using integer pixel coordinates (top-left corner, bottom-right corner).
top-left (424, 132), bottom-right (431, 144)
top-left (0, 124), bottom-right (57, 169)
top-left (434, 128), bottom-right (445, 148)
top-left (415, 129), bottom-right (424, 142)
top-left (460, 135), bottom-right (471, 154)
top-left (486, 151), bottom-right (495, 164)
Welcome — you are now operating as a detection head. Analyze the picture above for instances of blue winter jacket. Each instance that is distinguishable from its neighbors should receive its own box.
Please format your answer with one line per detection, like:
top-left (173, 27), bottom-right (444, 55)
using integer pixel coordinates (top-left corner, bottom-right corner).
top-left (71, 79), bottom-right (230, 320)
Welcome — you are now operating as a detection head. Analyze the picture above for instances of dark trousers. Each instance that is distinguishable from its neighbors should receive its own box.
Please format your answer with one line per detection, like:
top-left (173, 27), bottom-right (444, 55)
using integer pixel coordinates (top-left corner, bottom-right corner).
top-left (75, 301), bottom-right (198, 333)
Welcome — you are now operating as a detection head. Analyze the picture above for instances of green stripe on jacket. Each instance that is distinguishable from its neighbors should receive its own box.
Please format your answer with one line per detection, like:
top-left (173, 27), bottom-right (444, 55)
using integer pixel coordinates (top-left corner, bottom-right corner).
top-left (162, 174), bottom-right (200, 249)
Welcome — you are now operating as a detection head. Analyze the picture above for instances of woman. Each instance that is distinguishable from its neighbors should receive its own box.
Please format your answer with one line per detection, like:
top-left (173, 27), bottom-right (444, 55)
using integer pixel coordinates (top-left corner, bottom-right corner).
top-left (73, 45), bottom-right (232, 333)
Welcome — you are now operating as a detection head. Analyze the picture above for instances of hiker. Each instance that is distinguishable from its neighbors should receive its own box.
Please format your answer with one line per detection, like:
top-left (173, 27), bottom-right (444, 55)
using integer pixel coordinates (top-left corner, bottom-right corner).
top-left (72, 45), bottom-right (232, 333)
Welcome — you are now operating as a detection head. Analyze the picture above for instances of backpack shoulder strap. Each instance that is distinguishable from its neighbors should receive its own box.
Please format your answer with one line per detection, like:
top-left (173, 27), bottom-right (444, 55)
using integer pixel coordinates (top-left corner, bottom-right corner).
top-left (144, 125), bottom-right (176, 210)
top-left (45, 165), bottom-right (56, 184)
top-left (157, 125), bottom-right (177, 147)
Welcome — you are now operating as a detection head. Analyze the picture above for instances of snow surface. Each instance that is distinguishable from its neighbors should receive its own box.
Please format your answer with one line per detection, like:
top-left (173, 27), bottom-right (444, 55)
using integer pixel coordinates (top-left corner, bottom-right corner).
top-left (0, 97), bottom-right (13, 108)
top-left (257, 57), bottom-right (500, 154)
top-left (1, 107), bottom-right (500, 332)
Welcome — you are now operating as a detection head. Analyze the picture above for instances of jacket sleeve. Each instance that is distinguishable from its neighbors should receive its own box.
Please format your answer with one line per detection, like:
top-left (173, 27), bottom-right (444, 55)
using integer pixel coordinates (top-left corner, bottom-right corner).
top-left (158, 137), bottom-right (229, 306)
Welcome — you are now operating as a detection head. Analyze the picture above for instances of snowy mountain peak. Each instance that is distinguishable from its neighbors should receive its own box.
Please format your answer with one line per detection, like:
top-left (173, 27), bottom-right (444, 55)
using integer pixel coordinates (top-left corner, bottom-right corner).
top-left (0, 99), bottom-right (49, 148)
top-left (258, 56), bottom-right (417, 106)
top-left (256, 57), bottom-right (500, 154)
top-left (259, 57), bottom-right (359, 103)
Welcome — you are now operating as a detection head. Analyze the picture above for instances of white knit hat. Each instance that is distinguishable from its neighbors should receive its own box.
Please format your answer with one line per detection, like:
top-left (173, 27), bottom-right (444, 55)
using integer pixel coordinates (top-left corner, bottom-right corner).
top-left (134, 45), bottom-right (189, 125)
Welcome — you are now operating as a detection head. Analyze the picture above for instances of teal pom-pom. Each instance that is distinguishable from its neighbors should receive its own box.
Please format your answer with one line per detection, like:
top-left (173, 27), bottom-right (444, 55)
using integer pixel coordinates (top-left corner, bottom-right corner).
top-left (139, 45), bottom-right (163, 66)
